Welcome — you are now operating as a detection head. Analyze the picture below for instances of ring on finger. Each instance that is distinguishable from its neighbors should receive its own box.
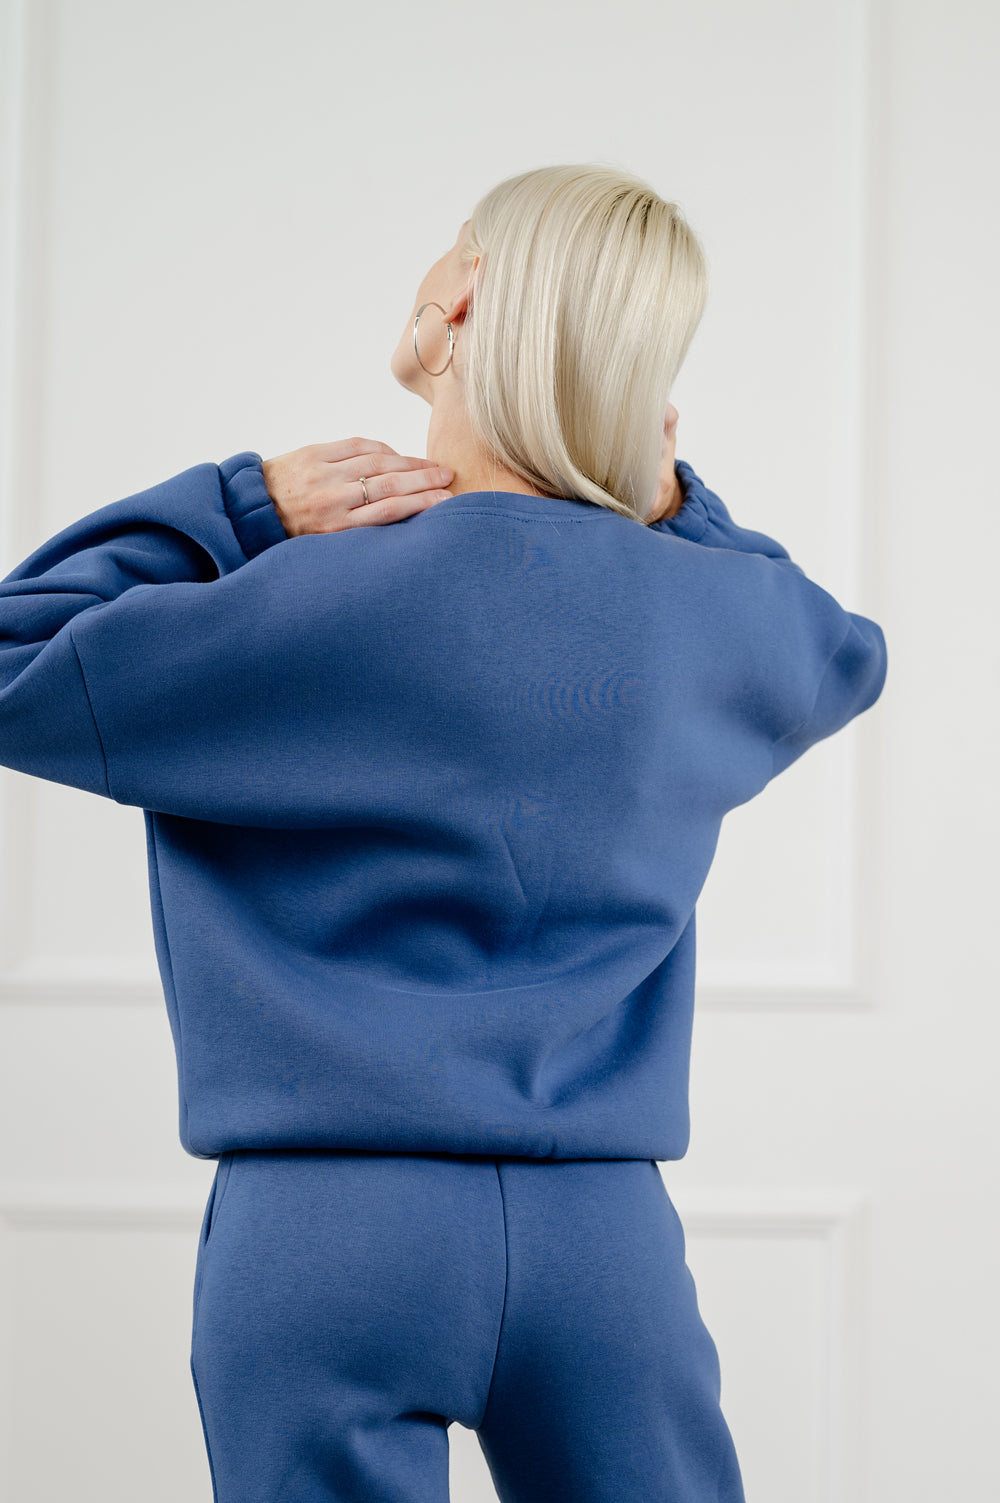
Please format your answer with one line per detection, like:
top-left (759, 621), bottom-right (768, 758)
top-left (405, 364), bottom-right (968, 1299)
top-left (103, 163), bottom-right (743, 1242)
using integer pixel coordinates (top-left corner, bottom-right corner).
top-left (359, 476), bottom-right (370, 505)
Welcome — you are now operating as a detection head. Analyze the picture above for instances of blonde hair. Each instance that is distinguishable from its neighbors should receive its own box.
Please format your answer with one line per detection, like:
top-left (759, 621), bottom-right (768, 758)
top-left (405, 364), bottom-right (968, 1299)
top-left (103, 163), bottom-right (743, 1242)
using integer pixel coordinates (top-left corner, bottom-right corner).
top-left (459, 163), bottom-right (709, 522)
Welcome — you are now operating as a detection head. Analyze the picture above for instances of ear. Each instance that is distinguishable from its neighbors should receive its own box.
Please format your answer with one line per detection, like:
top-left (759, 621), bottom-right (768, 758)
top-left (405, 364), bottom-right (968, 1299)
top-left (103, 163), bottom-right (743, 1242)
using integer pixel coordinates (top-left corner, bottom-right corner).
top-left (441, 255), bottom-right (480, 326)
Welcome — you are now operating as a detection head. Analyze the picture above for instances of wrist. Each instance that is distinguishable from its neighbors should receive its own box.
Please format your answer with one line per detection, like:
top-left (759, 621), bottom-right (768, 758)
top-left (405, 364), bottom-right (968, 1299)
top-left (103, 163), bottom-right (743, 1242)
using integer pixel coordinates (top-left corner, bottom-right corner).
top-left (647, 465), bottom-right (684, 525)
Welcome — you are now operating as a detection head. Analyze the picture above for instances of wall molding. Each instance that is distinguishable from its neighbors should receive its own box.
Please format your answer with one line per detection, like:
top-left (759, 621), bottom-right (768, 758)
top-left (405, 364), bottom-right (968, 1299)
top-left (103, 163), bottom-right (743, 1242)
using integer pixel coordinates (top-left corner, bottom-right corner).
top-left (0, 1177), bottom-right (869, 1503)
top-left (0, 972), bottom-right (877, 1009)
top-left (0, 1180), bottom-right (868, 1223)
top-left (0, 0), bottom-right (884, 1023)
top-left (669, 1184), bottom-right (870, 1503)
top-left (0, 1182), bottom-right (208, 1226)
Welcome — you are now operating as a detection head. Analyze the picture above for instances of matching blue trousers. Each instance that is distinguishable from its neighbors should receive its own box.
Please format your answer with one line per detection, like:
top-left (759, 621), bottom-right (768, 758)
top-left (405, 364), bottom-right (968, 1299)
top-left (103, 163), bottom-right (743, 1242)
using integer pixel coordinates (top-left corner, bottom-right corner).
top-left (190, 1150), bottom-right (746, 1502)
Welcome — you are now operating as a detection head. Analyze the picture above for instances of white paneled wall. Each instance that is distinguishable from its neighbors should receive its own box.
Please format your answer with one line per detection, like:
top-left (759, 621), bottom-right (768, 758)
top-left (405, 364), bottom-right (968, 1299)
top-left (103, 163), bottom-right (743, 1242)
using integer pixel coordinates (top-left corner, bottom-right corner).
top-left (1, 1), bottom-right (997, 1500)
top-left (0, 1186), bottom-right (869, 1502)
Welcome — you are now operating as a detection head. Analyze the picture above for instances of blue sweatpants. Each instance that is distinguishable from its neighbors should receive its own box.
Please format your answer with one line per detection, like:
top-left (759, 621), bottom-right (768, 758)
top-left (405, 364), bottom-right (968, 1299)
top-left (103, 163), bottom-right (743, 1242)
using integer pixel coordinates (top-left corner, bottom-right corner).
top-left (190, 1150), bottom-right (746, 1502)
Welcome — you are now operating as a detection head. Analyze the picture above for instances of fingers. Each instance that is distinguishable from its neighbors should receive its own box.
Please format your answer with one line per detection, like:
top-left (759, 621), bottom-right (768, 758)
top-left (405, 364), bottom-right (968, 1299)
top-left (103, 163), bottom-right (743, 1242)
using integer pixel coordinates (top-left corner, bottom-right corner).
top-left (270, 438), bottom-right (455, 534)
top-left (340, 468), bottom-right (453, 529)
top-left (342, 490), bottom-right (453, 528)
top-left (294, 435), bottom-right (449, 484)
top-left (307, 437), bottom-right (400, 463)
top-left (350, 463), bottom-right (453, 509)
top-left (338, 450), bottom-right (449, 486)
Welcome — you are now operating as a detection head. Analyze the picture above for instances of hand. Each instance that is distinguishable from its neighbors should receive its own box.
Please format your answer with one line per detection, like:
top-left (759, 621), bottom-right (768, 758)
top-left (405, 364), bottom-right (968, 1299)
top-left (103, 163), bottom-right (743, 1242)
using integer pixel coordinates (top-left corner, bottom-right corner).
top-left (646, 404), bottom-right (683, 525)
top-left (261, 437), bottom-right (454, 537)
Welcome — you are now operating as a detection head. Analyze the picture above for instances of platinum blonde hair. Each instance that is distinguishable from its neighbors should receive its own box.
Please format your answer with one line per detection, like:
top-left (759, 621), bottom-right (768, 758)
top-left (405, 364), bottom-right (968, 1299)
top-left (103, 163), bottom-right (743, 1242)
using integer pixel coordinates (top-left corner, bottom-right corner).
top-left (459, 163), bottom-right (709, 522)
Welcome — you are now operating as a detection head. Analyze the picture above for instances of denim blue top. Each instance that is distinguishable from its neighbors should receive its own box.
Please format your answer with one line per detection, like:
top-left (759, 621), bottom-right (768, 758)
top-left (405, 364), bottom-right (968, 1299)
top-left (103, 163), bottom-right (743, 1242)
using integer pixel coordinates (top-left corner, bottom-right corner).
top-left (0, 455), bottom-right (887, 1160)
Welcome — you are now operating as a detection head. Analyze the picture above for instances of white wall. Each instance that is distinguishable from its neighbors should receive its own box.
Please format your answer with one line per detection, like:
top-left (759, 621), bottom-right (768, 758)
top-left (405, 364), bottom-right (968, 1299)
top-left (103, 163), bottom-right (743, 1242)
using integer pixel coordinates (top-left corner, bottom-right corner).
top-left (0, 1), bottom-right (997, 1499)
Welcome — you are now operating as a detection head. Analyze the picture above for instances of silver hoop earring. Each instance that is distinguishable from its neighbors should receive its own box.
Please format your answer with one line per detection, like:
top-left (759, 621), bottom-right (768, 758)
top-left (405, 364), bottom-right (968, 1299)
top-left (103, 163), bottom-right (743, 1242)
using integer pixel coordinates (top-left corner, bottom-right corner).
top-left (413, 301), bottom-right (455, 376)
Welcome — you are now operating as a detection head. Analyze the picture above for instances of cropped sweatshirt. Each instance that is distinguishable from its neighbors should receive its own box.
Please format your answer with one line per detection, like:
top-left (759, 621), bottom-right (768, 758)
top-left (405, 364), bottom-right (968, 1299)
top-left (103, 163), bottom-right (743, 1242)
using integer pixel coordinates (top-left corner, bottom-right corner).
top-left (0, 455), bottom-right (887, 1161)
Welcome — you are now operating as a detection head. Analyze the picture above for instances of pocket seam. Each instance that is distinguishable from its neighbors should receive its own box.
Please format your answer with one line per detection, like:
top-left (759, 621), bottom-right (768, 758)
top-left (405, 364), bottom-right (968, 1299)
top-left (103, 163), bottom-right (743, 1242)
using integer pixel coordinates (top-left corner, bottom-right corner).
top-left (205, 1150), bottom-right (235, 1246)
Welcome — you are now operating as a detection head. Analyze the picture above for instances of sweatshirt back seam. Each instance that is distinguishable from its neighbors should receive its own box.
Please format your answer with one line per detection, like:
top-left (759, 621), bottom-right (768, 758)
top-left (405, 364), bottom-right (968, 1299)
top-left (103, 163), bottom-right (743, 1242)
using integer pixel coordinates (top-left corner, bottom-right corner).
top-left (146, 815), bottom-right (192, 1151)
top-left (68, 626), bottom-right (112, 800)
top-left (428, 509), bottom-right (603, 525)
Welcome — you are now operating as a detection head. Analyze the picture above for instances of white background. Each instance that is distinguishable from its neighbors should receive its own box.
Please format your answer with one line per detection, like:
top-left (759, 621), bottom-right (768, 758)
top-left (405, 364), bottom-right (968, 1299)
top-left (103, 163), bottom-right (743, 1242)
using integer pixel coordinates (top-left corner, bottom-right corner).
top-left (0, 0), bottom-right (997, 1498)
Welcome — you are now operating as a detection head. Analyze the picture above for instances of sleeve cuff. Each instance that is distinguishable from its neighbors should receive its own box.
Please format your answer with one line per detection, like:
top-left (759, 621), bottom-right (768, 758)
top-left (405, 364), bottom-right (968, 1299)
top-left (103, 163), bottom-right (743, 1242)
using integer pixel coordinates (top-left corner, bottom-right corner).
top-left (218, 451), bottom-right (289, 560)
top-left (650, 459), bottom-right (795, 562)
top-left (648, 459), bottom-right (710, 542)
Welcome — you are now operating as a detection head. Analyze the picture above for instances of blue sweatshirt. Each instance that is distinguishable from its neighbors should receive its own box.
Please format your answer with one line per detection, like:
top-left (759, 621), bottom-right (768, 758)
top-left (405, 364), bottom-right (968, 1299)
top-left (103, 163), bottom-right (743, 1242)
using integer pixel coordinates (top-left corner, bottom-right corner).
top-left (0, 455), bottom-right (887, 1161)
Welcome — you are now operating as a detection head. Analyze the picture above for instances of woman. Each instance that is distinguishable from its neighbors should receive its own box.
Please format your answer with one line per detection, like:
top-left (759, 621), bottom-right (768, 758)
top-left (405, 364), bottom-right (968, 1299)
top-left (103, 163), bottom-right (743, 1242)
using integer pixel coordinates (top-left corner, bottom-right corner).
top-left (0, 164), bottom-right (886, 1502)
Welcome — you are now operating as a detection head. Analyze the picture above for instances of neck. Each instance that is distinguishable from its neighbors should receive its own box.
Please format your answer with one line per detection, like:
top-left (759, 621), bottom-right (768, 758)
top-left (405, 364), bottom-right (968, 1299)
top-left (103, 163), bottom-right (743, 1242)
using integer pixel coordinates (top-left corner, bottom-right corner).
top-left (424, 390), bottom-right (548, 499)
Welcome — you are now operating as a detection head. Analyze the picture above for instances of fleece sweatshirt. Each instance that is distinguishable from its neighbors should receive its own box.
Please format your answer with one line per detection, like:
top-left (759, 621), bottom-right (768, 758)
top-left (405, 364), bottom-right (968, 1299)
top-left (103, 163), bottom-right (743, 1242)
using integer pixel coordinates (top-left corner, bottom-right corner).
top-left (0, 455), bottom-right (887, 1161)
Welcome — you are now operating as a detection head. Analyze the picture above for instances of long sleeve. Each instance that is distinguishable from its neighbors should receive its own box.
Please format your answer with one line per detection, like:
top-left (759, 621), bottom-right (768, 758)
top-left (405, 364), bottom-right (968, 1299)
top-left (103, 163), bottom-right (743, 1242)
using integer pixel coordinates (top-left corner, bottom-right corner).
top-left (0, 450), bottom-right (887, 827)
top-left (652, 458), bottom-right (888, 777)
top-left (0, 452), bottom-right (287, 797)
top-left (651, 459), bottom-right (805, 562)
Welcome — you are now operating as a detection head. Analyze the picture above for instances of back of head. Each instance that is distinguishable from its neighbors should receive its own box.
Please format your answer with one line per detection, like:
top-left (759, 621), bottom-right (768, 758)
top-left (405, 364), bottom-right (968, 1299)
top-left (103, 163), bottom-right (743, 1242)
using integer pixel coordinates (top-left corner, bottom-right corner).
top-left (462, 163), bottom-right (709, 522)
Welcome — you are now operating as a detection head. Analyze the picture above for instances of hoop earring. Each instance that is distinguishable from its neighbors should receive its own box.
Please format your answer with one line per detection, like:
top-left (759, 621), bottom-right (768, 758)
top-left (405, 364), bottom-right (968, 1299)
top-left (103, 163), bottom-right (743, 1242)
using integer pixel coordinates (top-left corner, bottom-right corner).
top-left (413, 301), bottom-right (455, 376)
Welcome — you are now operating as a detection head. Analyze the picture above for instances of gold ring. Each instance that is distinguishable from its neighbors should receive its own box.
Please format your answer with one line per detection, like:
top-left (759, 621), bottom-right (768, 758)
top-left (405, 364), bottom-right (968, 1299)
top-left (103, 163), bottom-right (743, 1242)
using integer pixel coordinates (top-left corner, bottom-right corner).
top-left (360, 476), bottom-right (369, 504)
